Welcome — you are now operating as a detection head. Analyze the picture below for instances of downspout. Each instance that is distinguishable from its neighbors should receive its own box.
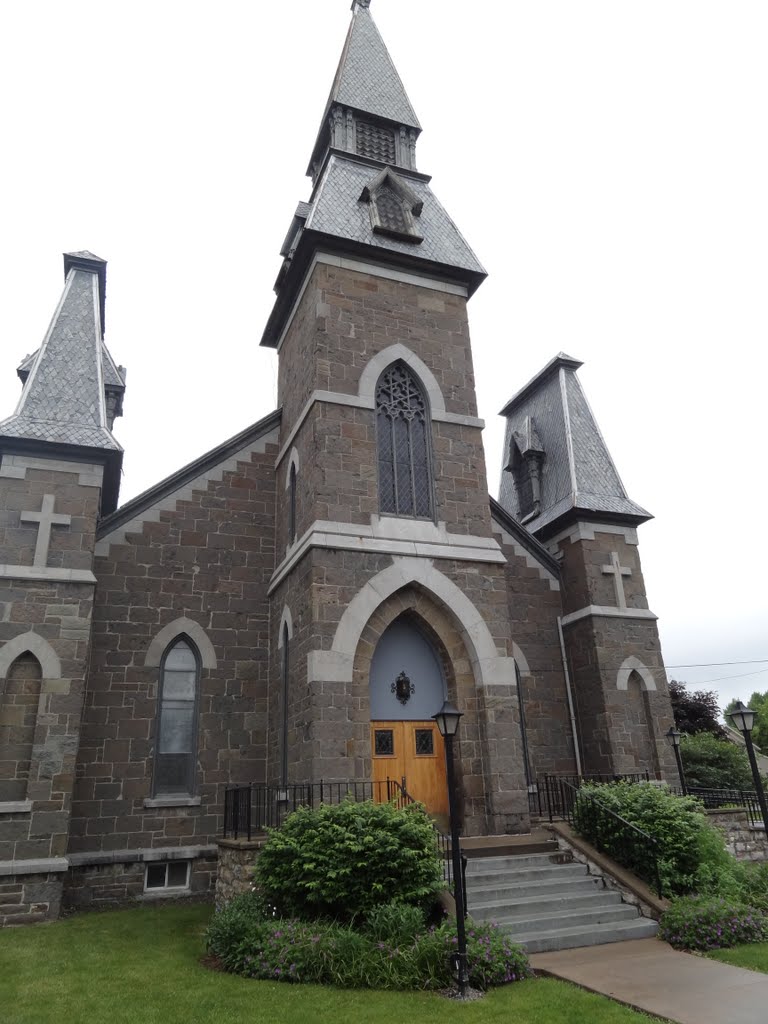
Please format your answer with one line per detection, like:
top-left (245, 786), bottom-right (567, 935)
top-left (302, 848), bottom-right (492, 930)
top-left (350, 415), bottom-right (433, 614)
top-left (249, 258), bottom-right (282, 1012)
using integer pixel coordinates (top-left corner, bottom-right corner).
top-left (557, 616), bottom-right (583, 777)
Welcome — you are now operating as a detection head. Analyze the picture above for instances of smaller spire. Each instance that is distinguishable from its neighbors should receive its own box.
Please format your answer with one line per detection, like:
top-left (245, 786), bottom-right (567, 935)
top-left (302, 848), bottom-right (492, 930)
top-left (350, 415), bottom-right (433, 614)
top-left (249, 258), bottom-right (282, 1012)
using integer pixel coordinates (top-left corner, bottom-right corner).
top-left (351, 0), bottom-right (371, 9)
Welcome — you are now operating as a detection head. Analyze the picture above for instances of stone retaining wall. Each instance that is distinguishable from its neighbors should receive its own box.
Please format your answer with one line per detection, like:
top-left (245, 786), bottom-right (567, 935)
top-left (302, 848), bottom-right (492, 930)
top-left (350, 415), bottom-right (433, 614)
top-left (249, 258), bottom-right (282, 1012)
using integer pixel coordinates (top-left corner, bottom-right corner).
top-left (215, 838), bottom-right (266, 910)
top-left (706, 808), bottom-right (768, 862)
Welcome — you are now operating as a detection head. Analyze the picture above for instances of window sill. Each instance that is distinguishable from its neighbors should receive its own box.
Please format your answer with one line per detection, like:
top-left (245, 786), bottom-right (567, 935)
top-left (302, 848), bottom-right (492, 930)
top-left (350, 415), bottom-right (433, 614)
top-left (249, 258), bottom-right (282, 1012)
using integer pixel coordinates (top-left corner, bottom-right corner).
top-left (143, 796), bottom-right (201, 809)
top-left (0, 800), bottom-right (33, 816)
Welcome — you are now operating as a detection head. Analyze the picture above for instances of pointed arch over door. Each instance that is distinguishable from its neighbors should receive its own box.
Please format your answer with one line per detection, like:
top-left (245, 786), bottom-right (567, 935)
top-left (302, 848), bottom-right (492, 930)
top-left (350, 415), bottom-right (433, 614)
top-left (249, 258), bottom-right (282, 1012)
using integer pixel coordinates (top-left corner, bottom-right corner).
top-left (0, 653), bottom-right (42, 802)
top-left (369, 614), bottom-right (448, 817)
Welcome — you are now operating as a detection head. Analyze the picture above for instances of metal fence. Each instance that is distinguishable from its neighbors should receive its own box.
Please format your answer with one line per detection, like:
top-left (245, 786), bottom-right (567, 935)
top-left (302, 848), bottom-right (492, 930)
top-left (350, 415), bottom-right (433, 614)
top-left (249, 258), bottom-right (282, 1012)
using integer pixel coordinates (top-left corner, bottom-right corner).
top-left (531, 772), bottom-right (651, 821)
top-left (222, 778), bottom-right (464, 897)
top-left (670, 785), bottom-right (764, 828)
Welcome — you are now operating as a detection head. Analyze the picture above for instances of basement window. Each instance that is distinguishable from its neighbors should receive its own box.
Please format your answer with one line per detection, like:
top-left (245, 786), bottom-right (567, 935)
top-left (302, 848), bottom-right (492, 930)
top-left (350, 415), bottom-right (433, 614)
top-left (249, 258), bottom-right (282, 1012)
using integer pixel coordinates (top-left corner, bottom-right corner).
top-left (144, 861), bottom-right (190, 892)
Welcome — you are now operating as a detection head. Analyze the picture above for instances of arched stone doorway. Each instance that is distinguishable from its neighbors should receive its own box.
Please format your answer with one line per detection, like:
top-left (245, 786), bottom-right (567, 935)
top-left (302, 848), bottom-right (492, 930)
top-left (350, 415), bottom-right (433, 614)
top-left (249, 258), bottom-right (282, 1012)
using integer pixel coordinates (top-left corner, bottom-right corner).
top-left (369, 613), bottom-right (448, 818)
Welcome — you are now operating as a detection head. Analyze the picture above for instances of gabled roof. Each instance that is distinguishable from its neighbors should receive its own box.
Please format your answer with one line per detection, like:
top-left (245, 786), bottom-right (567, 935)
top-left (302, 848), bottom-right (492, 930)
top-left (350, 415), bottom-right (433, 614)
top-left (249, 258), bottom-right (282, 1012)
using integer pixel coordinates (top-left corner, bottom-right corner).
top-left (96, 408), bottom-right (281, 540)
top-left (498, 354), bottom-right (651, 536)
top-left (0, 259), bottom-right (121, 453)
top-left (489, 497), bottom-right (561, 579)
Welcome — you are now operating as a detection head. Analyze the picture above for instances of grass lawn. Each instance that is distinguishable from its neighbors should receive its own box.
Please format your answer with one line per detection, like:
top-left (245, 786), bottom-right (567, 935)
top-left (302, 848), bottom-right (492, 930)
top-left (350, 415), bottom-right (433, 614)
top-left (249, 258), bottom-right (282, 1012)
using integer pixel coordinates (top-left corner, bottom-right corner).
top-left (0, 903), bottom-right (662, 1024)
top-left (706, 942), bottom-right (768, 974)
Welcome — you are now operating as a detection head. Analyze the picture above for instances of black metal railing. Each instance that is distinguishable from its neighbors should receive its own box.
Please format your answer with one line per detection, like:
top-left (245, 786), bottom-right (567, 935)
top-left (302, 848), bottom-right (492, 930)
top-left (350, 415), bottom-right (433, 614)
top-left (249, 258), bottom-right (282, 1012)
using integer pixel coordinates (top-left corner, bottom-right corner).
top-left (561, 780), bottom-right (663, 898)
top-left (670, 785), bottom-right (764, 828)
top-left (222, 777), bottom-right (466, 911)
top-left (533, 772), bottom-right (651, 821)
top-left (223, 778), bottom-right (413, 839)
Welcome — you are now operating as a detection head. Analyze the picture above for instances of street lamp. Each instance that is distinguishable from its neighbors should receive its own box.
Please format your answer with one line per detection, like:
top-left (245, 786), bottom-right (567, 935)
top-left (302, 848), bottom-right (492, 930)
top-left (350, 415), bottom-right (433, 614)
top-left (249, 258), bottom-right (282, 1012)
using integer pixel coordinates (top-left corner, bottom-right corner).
top-left (728, 701), bottom-right (768, 833)
top-left (665, 726), bottom-right (687, 795)
top-left (433, 699), bottom-right (469, 998)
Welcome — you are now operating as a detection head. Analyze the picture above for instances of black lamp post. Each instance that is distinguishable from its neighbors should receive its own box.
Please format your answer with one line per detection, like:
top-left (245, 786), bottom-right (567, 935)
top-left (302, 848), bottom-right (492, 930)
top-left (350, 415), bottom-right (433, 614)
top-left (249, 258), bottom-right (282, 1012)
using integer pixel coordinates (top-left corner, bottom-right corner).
top-left (728, 701), bottom-right (768, 833)
top-left (665, 726), bottom-right (687, 795)
top-left (433, 700), bottom-right (469, 998)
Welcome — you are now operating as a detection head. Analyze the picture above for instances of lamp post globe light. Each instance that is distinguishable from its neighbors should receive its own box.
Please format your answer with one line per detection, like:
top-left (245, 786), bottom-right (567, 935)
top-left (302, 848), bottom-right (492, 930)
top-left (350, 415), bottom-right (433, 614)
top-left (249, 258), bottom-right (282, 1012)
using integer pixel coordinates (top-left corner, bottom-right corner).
top-left (433, 700), bottom-right (469, 998)
top-left (665, 726), bottom-right (687, 795)
top-left (728, 701), bottom-right (768, 833)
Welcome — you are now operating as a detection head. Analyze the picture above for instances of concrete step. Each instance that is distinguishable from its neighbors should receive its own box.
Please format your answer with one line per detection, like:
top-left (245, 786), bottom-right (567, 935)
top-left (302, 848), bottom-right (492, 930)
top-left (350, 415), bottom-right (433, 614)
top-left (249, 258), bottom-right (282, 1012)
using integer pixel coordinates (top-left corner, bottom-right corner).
top-left (466, 875), bottom-right (603, 900)
top-left (469, 888), bottom-right (622, 919)
top-left (511, 915), bottom-right (659, 954)
top-left (465, 853), bottom-right (569, 873)
top-left (482, 903), bottom-right (639, 933)
top-left (463, 840), bottom-right (558, 858)
top-left (464, 863), bottom-right (587, 886)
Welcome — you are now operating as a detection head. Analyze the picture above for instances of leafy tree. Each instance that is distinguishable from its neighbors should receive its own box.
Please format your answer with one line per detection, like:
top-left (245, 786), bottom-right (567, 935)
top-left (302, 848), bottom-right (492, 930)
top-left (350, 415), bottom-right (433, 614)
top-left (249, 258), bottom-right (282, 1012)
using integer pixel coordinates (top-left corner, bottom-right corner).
top-left (680, 732), bottom-right (753, 790)
top-left (669, 680), bottom-right (725, 737)
top-left (724, 690), bottom-right (768, 752)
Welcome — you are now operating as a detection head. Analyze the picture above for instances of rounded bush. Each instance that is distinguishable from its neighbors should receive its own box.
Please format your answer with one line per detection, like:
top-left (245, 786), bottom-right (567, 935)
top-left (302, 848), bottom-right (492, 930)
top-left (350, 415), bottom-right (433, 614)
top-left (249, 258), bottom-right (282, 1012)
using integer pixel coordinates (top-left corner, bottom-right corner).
top-left (253, 799), bottom-right (444, 921)
top-left (659, 896), bottom-right (768, 951)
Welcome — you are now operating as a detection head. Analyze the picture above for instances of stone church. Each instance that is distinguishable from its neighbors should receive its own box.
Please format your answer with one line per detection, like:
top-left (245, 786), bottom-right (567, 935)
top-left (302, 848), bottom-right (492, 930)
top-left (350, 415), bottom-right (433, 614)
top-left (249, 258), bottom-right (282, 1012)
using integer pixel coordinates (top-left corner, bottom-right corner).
top-left (0, 1), bottom-right (676, 925)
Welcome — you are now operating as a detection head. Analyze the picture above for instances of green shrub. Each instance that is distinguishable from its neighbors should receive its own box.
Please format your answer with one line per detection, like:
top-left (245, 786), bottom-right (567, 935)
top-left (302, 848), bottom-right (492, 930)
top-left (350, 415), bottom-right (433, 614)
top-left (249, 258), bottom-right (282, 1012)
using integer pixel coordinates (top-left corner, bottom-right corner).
top-left (254, 799), bottom-right (444, 921)
top-left (680, 733), bottom-right (753, 789)
top-left (204, 899), bottom-right (531, 990)
top-left (659, 896), bottom-right (768, 950)
top-left (362, 903), bottom-right (426, 947)
top-left (572, 782), bottom-right (737, 896)
top-left (738, 861), bottom-right (768, 915)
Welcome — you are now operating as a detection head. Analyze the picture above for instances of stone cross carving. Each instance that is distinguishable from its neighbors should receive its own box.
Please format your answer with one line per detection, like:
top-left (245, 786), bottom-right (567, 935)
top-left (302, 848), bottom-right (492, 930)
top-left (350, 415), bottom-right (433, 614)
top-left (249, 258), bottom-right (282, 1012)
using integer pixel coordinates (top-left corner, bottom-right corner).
top-left (601, 551), bottom-right (632, 608)
top-left (20, 494), bottom-right (72, 568)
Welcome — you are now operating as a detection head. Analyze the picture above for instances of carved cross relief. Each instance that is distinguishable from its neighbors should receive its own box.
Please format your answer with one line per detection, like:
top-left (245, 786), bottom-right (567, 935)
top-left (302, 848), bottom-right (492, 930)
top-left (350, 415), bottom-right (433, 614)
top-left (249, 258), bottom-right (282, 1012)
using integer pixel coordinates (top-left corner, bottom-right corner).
top-left (601, 550), bottom-right (632, 609)
top-left (20, 494), bottom-right (72, 568)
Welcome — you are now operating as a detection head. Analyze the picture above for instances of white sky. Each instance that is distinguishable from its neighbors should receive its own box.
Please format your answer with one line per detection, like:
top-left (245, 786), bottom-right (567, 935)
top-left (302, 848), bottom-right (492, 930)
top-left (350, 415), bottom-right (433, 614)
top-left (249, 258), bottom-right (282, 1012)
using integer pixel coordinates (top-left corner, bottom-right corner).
top-left (1, 0), bottom-right (766, 713)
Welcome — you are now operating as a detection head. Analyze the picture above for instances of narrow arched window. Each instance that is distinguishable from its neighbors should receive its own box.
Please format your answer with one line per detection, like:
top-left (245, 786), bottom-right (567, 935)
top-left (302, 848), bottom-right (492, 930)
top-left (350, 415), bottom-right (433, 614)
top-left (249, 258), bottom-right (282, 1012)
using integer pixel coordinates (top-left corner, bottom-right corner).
top-left (289, 462), bottom-right (297, 545)
top-left (376, 362), bottom-right (433, 518)
top-left (280, 623), bottom-right (290, 786)
top-left (154, 638), bottom-right (199, 796)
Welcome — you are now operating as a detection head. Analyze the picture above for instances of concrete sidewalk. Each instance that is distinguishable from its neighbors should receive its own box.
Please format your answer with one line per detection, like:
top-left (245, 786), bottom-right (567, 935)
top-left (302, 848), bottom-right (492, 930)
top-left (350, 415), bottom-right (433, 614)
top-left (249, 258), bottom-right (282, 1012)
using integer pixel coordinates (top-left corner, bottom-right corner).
top-left (531, 938), bottom-right (767, 1024)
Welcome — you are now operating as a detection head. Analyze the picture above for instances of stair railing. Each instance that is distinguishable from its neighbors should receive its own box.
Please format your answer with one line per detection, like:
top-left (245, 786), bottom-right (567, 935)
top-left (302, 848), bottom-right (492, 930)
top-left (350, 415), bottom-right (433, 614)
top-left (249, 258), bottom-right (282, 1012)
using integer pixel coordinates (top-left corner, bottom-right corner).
top-left (559, 779), bottom-right (663, 898)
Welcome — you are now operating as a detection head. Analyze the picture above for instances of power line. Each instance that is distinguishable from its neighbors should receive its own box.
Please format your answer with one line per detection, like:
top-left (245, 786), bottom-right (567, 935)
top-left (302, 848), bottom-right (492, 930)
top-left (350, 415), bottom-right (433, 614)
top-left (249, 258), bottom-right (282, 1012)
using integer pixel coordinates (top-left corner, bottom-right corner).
top-left (691, 667), bottom-right (768, 686)
top-left (667, 659), bottom-right (768, 669)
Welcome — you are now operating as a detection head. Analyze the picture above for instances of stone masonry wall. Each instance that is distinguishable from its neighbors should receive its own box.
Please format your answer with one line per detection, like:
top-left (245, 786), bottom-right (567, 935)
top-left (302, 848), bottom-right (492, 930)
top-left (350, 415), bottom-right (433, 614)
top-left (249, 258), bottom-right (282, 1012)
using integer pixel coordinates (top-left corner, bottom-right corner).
top-left (67, 435), bottom-right (278, 866)
top-left (64, 853), bottom-right (217, 910)
top-left (707, 808), bottom-right (768, 862)
top-left (215, 838), bottom-right (265, 910)
top-left (0, 869), bottom-right (64, 926)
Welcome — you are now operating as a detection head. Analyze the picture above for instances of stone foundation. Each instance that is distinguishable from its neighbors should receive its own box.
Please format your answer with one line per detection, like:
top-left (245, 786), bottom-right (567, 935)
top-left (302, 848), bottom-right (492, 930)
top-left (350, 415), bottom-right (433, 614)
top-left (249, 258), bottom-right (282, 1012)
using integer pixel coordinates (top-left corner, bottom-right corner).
top-left (0, 866), bottom-right (65, 926)
top-left (707, 808), bottom-right (768, 862)
top-left (215, 838), bottom-right (266, 910)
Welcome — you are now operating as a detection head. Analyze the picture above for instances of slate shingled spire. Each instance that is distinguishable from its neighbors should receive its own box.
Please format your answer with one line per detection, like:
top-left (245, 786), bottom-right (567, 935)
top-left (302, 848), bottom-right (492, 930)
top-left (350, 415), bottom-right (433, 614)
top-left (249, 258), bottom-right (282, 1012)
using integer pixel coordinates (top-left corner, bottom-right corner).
top-left (262, 3), bottom-right (486, 346)
top-left (0, 252), bottom-right (122, 453)
top-left (498, 353), bottom-right (651, 537)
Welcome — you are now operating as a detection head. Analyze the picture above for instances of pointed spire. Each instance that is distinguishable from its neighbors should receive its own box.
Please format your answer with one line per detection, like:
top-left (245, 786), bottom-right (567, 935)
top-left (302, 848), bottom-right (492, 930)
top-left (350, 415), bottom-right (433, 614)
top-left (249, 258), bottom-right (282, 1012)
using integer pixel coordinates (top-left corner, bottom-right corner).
top-left (307, 1), bottom-right (421, 179)
top-left (0, 254), bottom-right (121, 453)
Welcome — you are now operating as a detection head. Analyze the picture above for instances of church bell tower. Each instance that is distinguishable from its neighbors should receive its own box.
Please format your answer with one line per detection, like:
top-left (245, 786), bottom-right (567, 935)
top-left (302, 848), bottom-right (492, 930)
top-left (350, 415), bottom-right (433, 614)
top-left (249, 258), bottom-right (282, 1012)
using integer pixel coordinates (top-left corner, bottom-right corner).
top-left (261, 0), bottom-right (530, 835)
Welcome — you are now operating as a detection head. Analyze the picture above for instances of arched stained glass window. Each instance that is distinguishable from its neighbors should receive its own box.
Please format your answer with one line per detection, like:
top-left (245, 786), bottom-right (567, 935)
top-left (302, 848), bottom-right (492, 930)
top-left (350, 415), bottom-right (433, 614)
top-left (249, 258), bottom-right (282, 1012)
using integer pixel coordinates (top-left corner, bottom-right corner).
top-left (154, 638), bottom-right (199, 796)
top-left (376, 362), bottom-right (433, 518)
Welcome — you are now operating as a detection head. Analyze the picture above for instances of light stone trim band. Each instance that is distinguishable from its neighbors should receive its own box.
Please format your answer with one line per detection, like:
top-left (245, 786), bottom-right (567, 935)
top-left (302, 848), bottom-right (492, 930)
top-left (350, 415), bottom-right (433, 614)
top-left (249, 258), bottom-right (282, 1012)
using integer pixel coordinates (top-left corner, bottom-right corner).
top-left (0, 565), bottom-right (97, 584)
top-left (274, 250), bottom-right (468, 354)
top-left (66, 845), bottom-right (218, 868)
top-left (0, 800), bottom-right (33, 815)
top-left (0, 454), bottom-right (105, 488)
top-left (307, 555), bottom-right (516, 690)
top-left (269, 517), bottom-right (506, 594)
top-left (95, 428), bottom-right (280, 556)
top-left (0, 857), bottom-right (69, 877)
top-left (545, 521), bottom-right (640, 551)
top-left (274, 389), bottom-right (484, 469)
top-left (560, 605), bottom-right (658, 627)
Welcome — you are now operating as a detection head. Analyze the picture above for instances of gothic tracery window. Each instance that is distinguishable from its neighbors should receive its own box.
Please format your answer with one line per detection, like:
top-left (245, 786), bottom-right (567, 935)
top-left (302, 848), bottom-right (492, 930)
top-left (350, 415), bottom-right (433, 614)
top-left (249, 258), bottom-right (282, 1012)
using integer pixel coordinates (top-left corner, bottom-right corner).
top-left (376, 363), bottom-right (433, 518)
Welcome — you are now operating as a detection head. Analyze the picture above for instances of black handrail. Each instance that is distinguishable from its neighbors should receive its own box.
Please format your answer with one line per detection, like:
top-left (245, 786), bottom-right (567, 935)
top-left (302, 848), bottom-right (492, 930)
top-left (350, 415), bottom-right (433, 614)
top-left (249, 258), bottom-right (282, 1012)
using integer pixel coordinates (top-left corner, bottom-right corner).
top-left (559, 780), bottom-right (663, 898)
top-left (669, 785), bottom-right (764, 828)
top-left (534, 772), bottom-right (651, 821)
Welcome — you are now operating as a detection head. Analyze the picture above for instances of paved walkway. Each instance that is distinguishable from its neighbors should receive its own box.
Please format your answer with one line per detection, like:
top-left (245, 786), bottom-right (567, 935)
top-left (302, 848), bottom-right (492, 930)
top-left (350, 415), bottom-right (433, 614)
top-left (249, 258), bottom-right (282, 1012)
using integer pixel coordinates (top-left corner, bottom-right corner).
top-left (531, 938), bottom-right (768, 1024)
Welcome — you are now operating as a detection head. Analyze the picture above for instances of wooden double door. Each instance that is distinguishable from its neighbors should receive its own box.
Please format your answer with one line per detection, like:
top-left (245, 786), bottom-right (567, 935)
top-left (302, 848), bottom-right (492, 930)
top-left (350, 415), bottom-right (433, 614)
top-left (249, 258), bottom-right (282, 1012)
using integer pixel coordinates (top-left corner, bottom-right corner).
top-left (370, 720), bottom-right (448, 820)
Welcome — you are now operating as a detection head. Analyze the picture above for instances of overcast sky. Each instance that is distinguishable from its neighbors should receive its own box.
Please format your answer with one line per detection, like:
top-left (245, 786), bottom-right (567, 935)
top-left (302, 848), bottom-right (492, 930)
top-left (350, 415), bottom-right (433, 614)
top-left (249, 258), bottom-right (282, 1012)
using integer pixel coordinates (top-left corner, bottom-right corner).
top-left (1, 1), bottom-right (766, 714)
